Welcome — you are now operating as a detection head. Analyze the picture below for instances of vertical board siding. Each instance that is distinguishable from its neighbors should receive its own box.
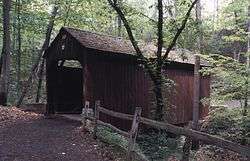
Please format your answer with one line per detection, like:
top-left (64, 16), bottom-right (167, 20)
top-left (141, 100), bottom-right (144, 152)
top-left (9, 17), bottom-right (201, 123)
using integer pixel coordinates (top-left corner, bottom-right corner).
top-left (85, 58), bottom-right (149, 131)
top-left (146, 69), bottom-right (210, 125)
top-left (162, 69), bottom-right (210, 124)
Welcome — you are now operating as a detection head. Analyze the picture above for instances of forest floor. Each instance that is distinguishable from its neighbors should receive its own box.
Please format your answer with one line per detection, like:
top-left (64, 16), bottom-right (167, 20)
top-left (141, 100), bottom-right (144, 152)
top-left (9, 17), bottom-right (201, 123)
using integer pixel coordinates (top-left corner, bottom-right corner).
top-left (0, 106), bottom-right (125, 161)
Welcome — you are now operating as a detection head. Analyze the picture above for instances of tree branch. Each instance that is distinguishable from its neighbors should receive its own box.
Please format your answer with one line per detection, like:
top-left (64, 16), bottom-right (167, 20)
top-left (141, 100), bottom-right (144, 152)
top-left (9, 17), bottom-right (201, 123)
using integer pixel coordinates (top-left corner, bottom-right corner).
top-left (107, 0), bottom-right (143, 58)
top-left (157, 0), bottom-right (163, 59)
top-left (162, 0), bottom-right (198, 61)
top-left (107, 0), bottom-right (157, 80)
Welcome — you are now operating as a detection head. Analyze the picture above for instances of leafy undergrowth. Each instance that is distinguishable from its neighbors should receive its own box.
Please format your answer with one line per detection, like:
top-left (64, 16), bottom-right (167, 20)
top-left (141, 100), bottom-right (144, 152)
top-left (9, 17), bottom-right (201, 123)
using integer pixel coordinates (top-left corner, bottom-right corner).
top-left (97, 126), bottom-right (187, 161)
top-left (198, 106), bottom-right (249, 161)
top-left (195, 145), bottom-right (247, 161)
top-left (137, 131), bottom-right (185, 161)
top-left (96, 126), bottom-right (148, 161)
top-left (201, 107), bottom-right (250, 144)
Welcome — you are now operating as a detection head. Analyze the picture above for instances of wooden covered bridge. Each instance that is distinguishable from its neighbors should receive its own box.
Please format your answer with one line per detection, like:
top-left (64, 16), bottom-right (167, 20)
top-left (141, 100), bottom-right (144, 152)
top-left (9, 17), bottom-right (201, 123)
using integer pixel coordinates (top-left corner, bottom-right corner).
top-left (44, 27), bottom-right (210, 130)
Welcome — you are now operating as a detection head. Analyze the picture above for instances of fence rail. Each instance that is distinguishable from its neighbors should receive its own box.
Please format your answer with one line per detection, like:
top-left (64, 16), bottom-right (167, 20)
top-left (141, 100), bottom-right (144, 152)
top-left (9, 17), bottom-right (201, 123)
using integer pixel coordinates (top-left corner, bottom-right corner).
top-left (82, 100), bottom-right (250, 159)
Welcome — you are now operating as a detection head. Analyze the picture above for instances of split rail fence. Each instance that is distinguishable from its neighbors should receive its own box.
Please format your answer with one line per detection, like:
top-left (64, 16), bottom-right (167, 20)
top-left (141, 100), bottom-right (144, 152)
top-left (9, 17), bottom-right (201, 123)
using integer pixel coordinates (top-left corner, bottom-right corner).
top-left (81, 100), bottom-right (250, 160)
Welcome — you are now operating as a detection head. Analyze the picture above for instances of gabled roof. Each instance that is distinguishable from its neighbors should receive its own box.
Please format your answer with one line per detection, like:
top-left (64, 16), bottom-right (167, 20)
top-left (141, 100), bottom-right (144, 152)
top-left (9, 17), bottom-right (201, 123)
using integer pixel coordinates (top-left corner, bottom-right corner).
top-left (52, 27), bottom-right (209, 66)
top-left (64, 27), bottom-right (135, 55)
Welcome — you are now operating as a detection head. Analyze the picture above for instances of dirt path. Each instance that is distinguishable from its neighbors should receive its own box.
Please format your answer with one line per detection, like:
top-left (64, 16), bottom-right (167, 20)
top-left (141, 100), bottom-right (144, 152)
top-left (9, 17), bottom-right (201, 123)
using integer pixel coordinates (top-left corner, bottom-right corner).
top-left (0, 107), bottom-right (122, 161)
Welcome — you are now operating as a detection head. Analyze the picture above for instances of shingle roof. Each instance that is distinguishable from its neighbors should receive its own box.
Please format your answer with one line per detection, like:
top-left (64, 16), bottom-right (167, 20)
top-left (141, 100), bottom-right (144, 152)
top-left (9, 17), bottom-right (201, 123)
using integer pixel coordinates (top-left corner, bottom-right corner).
top-left (141, 43), bottom-right (209, 66)
top-left (64, 27), bottom-right (135, 55)
top-left (63, 27), bottom-right (209, 66)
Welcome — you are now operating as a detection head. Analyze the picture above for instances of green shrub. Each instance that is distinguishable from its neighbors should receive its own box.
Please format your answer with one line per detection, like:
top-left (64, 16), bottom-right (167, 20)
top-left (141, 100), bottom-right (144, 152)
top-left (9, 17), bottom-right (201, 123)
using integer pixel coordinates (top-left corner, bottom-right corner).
top-left (137, 131), bottom-right (184, 161)
top-left (96, 126), bottom-right (148, 161)
top-left (201, 107), bottom-right (250, 145)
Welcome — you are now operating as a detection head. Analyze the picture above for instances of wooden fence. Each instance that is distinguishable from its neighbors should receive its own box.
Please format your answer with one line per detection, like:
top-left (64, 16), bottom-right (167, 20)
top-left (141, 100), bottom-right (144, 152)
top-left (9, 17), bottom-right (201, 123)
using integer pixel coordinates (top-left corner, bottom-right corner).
top-left (82, 100), bottom-right (250, 160)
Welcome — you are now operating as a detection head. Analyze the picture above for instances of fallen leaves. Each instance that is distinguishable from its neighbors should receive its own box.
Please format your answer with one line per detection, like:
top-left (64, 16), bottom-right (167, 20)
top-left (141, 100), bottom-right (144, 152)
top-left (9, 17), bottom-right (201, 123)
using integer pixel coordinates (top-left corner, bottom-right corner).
top-left (0, 106), bottom-right (40, 125)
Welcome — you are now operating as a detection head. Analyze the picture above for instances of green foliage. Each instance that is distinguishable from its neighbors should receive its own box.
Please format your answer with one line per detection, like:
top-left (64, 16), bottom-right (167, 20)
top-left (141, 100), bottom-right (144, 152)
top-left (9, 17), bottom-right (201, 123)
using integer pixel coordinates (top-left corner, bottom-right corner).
top-left (200, 54), bottom-right (249, 103)
top-left (96, 126), bottom-right (148, 161)
top-left (201, 106), bottom-right (250, 145)
top-left (137, 131), bottom-right (184, 161)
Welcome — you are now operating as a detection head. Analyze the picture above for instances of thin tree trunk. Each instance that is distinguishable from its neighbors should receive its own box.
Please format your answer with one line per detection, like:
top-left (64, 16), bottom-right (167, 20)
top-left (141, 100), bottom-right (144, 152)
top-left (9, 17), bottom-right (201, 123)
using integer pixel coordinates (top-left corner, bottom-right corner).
top-left (16, 5), bottom-right (58, 107)
top-left (11, 0), bottom-right (17, 98)
top-left (0, 0), bottom-right (12, 106)
top-left (16, 0), bottom-right (22, 98)
top-left (117, 0), bottom-right (122, 37)
top-left (12, 0), bottom-right (17, 58)
top-left (35, 59), bottom-right (45, 103)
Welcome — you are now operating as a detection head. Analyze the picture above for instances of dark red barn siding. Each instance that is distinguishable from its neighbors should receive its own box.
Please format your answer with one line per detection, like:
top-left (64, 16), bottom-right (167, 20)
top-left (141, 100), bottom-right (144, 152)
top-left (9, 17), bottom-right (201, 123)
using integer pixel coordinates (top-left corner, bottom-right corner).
top-left (146, 66), bottom-right (210, 124)
top-left (84, 55), bottom-right (149, 131)
top-left (165, 69), bottom-right (195, 124)
top-left (162, 69), bottom-right (210, 124)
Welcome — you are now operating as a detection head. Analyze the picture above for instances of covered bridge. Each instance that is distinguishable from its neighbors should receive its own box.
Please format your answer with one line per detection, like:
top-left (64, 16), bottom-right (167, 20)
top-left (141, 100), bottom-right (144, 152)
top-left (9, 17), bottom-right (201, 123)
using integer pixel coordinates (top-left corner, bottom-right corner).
top-left (44, 27), bottom-right (210, 130)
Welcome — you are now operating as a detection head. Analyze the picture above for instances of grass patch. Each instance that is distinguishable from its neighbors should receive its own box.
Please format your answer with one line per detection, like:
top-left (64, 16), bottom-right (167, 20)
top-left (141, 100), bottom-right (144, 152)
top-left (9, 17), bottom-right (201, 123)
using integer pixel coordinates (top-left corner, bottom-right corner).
top-left (96, 126), bottom-right (149, 161)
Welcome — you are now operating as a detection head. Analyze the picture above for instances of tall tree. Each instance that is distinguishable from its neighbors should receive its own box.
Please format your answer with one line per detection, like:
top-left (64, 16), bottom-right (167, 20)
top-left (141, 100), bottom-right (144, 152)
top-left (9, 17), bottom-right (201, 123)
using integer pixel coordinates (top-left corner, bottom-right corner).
top-left (16, 0), bottom-right (22, 98)
top-left (0, 0), bottom-right (12, 105)
top-left (16, 5), bottom-right (59, 107)
top-left (107, 0), bottom-right (198, 121)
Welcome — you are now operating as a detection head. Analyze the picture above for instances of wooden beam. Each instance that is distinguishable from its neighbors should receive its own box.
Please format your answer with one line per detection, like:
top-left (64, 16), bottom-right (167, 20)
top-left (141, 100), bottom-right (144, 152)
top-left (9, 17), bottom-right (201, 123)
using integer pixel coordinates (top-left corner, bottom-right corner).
top-left (86, 103), bottom-right (250, 158)
top-left (127, 107), bottom-right (142, 161)
top-left (93, 100), bottom-right (100, 139)
top-left (140, 117), bottom-right (250, 158)
top-left (99, 106), bottom-right (133, 121)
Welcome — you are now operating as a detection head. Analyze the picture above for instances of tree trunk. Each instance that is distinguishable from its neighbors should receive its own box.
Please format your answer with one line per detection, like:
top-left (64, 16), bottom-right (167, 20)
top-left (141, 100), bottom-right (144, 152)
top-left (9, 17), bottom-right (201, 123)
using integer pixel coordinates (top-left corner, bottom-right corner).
top-left (0, 0), bottom-right (12, 106)
top-left (16, 5), bottom-right (58, 107)
top-left (153, 78), bottom-right (164, 121)
top-left (117, 0), bottom-right (122, 37)
top-left (16, 0), bottom-right (22, 98)
top-left (35, 59), bottom-right (45, 103)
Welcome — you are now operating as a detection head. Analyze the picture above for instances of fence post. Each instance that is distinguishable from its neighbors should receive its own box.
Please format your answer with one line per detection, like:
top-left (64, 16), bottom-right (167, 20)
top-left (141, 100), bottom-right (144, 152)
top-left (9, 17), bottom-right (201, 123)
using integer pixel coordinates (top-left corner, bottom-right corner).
top-left (93, 100), bottom-right (100, 139)
top-left (82, 101), bottom-right (90, 130)
top-left (127, 107), bottom-right (142, 161)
